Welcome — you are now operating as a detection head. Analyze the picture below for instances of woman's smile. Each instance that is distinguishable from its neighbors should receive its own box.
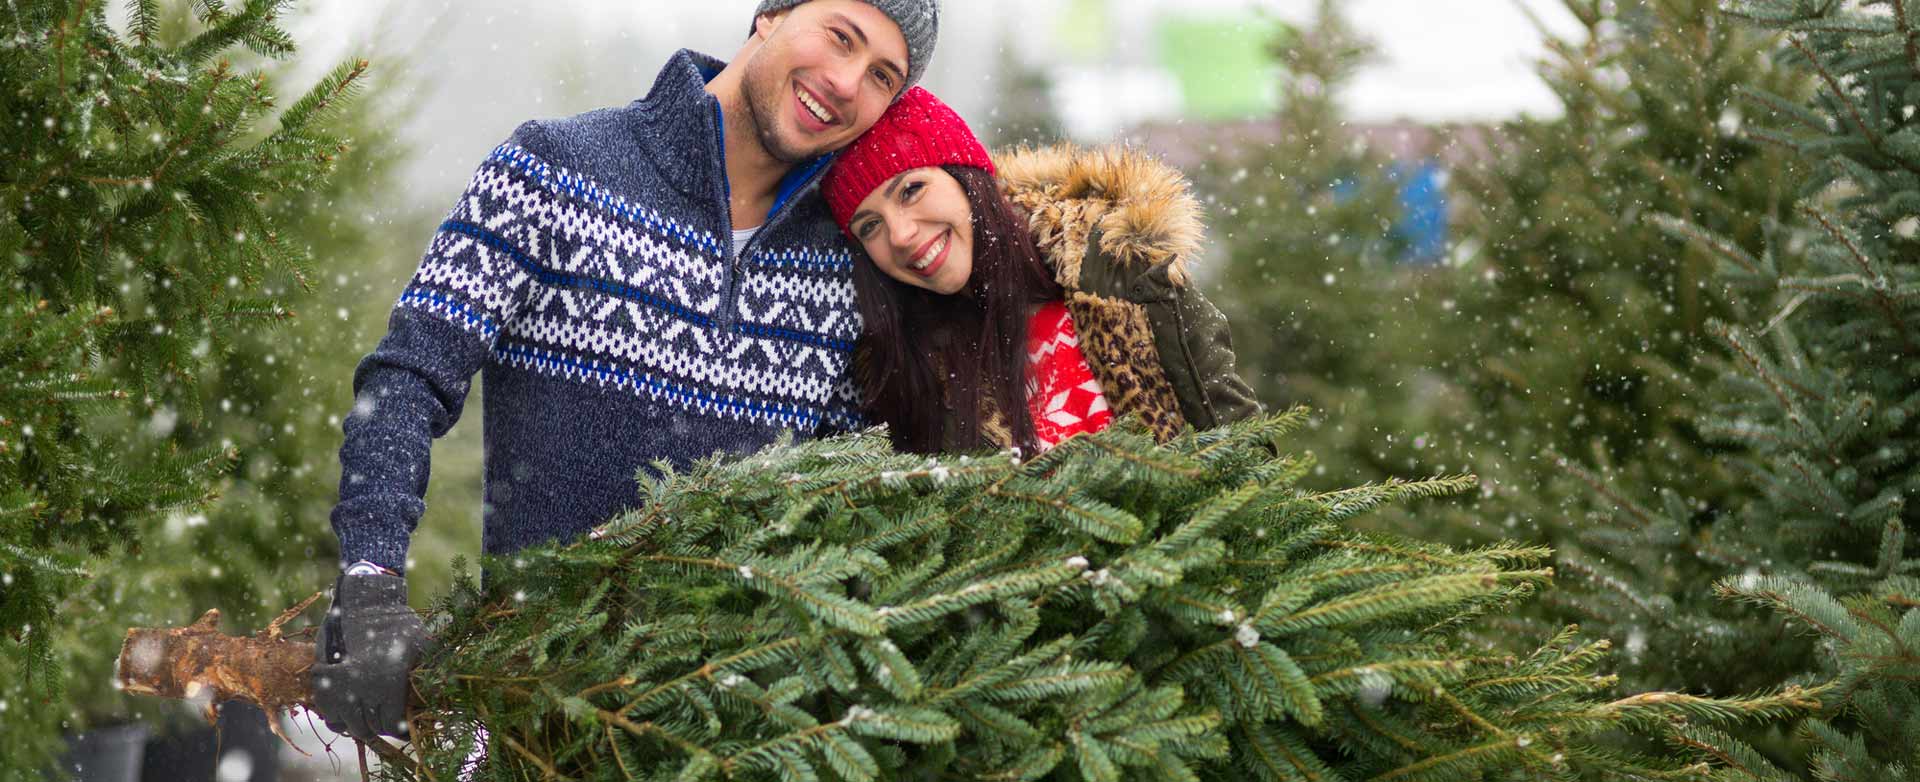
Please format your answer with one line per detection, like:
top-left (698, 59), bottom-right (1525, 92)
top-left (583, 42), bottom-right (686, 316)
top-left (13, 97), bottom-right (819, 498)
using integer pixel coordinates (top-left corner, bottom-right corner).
top-left (908, 230), bottom-right (951, 277)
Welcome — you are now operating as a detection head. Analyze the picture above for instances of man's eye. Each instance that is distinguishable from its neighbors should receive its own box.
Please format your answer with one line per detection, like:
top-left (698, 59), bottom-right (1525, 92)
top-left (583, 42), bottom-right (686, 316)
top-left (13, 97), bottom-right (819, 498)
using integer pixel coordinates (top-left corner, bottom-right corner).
top-left (833, 30), bottom-right (851, 47)
top-left (873, 69), bottom-right (892, 89)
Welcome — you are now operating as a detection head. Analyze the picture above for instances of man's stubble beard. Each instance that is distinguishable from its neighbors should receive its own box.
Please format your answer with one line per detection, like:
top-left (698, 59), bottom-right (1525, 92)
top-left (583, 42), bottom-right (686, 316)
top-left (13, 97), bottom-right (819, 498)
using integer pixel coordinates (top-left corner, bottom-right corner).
top-left (741, 50), bottom-right (816, 165)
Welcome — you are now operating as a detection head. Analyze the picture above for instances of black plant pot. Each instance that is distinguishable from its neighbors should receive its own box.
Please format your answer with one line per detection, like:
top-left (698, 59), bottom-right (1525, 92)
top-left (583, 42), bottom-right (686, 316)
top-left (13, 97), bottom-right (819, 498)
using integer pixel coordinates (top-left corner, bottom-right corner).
top-left (140, 702), bottom-right (284, 782)
top-left (55, 723), bottom-right (149, 782)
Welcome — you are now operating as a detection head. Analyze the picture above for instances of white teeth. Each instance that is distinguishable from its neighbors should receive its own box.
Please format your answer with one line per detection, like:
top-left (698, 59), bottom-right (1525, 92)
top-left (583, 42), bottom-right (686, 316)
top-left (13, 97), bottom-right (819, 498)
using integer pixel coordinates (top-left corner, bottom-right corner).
top-left (798, 89), bottom-right (832, 124)
top-left (911, 233), bottom-right (948, 271)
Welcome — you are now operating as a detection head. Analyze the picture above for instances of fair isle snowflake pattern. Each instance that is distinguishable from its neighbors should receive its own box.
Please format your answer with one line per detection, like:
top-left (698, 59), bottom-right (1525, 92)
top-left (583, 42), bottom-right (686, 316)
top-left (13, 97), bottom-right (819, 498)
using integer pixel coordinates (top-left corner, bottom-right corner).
top-left (400, 142), bottom-right (862, 432)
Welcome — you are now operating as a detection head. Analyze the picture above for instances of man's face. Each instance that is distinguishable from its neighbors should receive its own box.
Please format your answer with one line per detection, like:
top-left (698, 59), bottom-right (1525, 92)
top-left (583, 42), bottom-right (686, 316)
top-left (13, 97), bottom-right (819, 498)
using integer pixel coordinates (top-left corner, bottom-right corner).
top-left (741, 1), bottom-right (910, 163)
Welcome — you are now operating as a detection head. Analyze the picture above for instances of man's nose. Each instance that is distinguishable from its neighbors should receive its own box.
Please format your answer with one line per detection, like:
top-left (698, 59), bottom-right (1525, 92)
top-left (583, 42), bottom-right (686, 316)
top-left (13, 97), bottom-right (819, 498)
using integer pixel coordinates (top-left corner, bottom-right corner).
top-left (823, 60), bottom-right (863, 102)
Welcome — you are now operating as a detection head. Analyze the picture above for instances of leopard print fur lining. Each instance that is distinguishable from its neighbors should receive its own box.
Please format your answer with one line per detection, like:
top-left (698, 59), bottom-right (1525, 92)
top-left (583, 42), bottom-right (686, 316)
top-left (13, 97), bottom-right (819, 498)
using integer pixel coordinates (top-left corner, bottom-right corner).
top-left (1065, 291), bottom-right (1188, 443)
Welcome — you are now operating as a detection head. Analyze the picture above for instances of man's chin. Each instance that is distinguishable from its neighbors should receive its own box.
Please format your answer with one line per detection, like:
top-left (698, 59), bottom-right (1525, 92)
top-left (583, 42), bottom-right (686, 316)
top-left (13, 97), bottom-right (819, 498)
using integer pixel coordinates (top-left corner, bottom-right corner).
top-left (762, 127), bottom-right (840, 164)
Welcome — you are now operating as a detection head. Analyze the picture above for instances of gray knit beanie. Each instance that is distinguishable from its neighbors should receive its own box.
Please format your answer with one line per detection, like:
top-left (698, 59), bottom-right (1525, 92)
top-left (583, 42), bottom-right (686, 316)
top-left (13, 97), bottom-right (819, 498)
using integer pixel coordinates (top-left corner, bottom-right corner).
top-left (751, 0), bottom-right (939, 92)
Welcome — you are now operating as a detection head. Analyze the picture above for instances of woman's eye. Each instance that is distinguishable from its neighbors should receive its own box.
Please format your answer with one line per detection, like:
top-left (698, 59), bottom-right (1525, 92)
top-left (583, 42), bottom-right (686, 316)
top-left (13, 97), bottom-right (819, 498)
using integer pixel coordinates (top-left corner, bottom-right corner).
top-left (901, 182), bottom-right (923, 201)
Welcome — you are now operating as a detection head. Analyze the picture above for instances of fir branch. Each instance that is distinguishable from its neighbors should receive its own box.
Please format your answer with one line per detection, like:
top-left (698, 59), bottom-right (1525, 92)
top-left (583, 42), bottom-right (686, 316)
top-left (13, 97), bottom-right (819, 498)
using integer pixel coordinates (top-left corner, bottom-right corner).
top-left (0, 541), bottom-right (91, 579)
top-left (175, 0), bottom-right (291, 66)
top-left (1293, 475), bottom-right (1479, 522)
top-left (1078, 432), bottom-right (1205, 479)
top-left (1715, 574), bottom-right (1862, 640)
top-left (1711, 319), bottom-right (1825, 411)
top-left (635, 553), bottom-right (885, 636)
top-left (1800, 206), bottom-right (1920, 354)
top-left (1897, 0), bottom-right (1920, 77)
top-left (1552, 451), bottom-right (1659, 528)
top-left (881, 557), bottom-right (1085, 627)
top-left (987, 485), bottom-right (1143, 543)
top-left (495, 729), bottom-right (562, 780)
top-left (270, 57), bottom-right (368, 140)
top-left (1158, 481), bottom-right (1265, 550)
top-left (1237, 724), bottom-right (1337, 782)
top-left (1594, 685), bottom-right (1824, 727)
top-left (1187, 405), bottom-right (1311, 461)
top-left (1344, 702), bottom-right (1426, 755)
top-left (1743, 124), bottom-right (1814, 154)
top-left (1370, 736), bottom-right (1534, 782)
top-left (1270, 571), bottom-right (1554, 634)
top-left (1787, 35), bottom-right (1920, 177)
top-left (610, 637), bottom-right (810, 719)
top-left (1646, 212), bottom-right (1764, 274)
top-left (1310, 658), bottom-right (1466, 691)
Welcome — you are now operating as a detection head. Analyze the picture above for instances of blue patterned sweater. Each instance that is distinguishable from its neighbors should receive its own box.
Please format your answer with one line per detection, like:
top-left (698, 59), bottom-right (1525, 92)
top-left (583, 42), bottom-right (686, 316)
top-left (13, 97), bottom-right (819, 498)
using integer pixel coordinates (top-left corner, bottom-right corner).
top-left (332, 50), bottom-right (863, 572)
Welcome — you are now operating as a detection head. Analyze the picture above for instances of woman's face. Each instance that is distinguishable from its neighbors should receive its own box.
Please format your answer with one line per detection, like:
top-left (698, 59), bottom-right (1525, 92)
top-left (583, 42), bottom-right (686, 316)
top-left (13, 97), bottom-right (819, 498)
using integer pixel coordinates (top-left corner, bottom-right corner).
top-left (849, 166), bottom-right (975, 295)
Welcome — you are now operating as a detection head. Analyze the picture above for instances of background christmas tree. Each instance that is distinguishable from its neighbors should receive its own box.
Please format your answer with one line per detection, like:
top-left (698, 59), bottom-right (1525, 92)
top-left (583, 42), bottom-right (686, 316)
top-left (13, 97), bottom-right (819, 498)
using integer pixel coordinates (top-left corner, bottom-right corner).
top-left (1203, 0), bottom-right (1819, 697)
top-left (0, 0), bottom-right (375, 771)
top-left (1424, 0), bottom-right (1815, 698)
top-left (1201, 0), bottom-right (1423, 421)
top-left (1551, 0), bottom-right (1920, 776)
top-left (983, 27), bottom-right (1067, 151)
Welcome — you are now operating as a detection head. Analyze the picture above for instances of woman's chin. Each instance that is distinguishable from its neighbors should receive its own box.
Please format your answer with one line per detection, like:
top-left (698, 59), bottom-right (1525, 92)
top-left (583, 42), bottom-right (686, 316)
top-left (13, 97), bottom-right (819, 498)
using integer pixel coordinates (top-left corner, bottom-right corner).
top-left (932, 275), bottom-right (972, 296)
top-left (929, 259), bottom-right (972, 295)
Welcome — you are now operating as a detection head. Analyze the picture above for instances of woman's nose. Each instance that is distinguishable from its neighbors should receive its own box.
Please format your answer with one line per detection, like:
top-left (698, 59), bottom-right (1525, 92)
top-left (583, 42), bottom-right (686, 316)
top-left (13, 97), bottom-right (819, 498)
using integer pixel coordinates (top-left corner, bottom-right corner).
top-left (889, 221), bottom-right (917, 254)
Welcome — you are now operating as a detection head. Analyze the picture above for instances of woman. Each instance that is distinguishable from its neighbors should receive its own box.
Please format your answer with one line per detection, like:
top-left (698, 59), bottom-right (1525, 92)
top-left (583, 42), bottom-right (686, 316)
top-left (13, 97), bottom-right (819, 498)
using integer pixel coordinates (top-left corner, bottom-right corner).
top-left (822, 87), bottom-right (1260, 455)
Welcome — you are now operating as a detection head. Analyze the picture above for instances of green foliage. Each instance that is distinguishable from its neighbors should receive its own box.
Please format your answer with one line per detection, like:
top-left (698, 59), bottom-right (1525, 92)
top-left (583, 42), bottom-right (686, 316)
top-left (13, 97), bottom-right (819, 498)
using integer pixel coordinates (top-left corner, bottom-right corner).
top-left (1600, 1), bottom-right (1920, 776)
top-left (983, 30), bottom-right (1065, 150)
top-left (1465, 0), bottom-right (1818, 697)
top-left (146, 31), bottom-right (451, 643)
top-left (0, 0), bottom-right (368, 770)
top-left (1416, 0), bottom-right (1801, 615)
top-left (1211, 0), bottom-right (1817, 697)
top-left (1204, 0), bottom-right (1428, 430)
top-left (388, 414), bottom-right (1810, 782)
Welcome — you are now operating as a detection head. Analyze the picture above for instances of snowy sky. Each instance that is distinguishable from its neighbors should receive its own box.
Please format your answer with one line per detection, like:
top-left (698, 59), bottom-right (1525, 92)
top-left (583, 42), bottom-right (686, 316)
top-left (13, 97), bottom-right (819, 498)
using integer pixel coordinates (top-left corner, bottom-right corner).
top-left (275, 0), bottom-right (1587, 200)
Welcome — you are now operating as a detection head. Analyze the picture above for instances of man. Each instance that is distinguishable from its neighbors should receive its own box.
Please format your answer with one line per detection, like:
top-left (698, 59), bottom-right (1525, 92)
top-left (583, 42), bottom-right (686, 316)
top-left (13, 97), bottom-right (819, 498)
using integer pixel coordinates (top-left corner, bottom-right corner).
top-left (313, 0), bottom-right (939, 742)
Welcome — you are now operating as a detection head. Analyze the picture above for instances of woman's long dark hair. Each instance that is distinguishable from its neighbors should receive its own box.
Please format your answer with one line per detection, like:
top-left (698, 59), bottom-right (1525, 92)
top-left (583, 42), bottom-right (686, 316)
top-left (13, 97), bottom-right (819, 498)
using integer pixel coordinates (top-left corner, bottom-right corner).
top-left (854, 165), bottom-right (1062, 455)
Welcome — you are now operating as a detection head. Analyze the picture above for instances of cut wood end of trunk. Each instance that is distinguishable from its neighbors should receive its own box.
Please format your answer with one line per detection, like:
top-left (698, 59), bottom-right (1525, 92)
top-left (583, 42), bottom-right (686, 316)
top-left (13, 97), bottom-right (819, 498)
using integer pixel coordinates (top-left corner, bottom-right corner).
top-left (118, 601), bottom-right (322, 748)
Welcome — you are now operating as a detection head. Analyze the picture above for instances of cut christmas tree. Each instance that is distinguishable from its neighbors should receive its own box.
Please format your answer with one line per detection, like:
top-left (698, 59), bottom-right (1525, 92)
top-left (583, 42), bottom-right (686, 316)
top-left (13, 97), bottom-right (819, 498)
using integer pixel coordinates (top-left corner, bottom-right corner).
top-left (122, 413), bottom-right (1816, 781)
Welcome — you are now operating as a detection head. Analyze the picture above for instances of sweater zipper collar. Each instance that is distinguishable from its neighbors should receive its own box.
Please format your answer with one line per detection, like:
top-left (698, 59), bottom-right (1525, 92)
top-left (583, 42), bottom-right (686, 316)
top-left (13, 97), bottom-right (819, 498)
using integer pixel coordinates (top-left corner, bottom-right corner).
top-left (704, 80), bottom-right (835, 328)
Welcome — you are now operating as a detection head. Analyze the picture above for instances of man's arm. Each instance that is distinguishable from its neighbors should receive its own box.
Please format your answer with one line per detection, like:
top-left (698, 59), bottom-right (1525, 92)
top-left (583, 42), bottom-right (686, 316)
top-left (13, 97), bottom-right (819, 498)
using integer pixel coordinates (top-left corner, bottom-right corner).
top-left (815, 368), bottom-right (869, 439)
top-left (317, 122), bottom-right (556, 741)
top-left (329, 121), bottom-right (553, 572)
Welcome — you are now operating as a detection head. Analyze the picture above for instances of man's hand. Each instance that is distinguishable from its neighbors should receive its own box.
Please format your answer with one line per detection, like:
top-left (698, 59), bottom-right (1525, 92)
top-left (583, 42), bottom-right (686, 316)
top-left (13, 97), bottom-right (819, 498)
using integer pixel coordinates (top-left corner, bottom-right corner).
top-left (312, 570), bottom-right (428, 741)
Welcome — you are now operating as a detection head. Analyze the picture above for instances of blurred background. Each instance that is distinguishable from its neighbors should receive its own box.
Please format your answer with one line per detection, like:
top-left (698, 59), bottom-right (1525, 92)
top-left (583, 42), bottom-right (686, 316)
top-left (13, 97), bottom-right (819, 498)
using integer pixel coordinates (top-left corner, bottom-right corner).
top-left (33, 0), bottom-right (1810, 779)
top-left (283, 0), bottom-right (1583, 198)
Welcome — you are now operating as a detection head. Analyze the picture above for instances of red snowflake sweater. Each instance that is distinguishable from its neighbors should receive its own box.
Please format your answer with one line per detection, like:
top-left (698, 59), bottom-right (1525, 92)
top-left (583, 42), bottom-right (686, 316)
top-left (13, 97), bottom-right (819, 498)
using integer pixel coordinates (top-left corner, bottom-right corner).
top-left (1024, 301), bottom-right (1114, 451)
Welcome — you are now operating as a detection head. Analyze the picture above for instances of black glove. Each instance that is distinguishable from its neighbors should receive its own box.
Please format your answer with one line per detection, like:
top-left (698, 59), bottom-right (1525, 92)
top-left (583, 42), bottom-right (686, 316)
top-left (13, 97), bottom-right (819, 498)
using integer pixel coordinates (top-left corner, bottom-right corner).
top-left (312, 572), bottom-right (427, 741)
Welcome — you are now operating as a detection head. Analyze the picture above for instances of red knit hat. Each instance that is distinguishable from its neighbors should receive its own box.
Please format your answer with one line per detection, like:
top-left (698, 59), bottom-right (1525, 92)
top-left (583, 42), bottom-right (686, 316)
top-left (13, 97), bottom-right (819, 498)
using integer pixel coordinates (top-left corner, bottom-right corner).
top-left (823, 86), bottom-right (994, 236)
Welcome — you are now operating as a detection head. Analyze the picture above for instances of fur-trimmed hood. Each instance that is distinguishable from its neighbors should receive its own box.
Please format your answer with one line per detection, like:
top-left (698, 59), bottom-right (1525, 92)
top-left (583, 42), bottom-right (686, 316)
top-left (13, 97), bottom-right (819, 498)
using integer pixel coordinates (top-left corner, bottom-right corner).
top-left (993, 144), bottom-right (1206, 290)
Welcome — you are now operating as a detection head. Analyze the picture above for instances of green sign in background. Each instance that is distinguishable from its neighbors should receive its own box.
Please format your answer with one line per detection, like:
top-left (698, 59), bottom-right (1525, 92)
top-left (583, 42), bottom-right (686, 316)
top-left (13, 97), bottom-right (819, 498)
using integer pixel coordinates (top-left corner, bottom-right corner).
top-left (1157, 15), bottom-right (1287, 119)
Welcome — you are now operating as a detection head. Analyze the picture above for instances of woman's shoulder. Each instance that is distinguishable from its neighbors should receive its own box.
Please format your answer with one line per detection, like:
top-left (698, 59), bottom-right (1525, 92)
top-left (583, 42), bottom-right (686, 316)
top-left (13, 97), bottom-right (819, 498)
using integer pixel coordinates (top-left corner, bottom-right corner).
top-left (992, 143), bottom-right (1205, 290)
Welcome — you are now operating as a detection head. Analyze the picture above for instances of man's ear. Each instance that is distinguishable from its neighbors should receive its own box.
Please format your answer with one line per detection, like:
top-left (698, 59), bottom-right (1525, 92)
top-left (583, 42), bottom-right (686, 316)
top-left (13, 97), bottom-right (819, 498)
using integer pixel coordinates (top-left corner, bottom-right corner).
top-left (752, 10), bottom-right (792, 41)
